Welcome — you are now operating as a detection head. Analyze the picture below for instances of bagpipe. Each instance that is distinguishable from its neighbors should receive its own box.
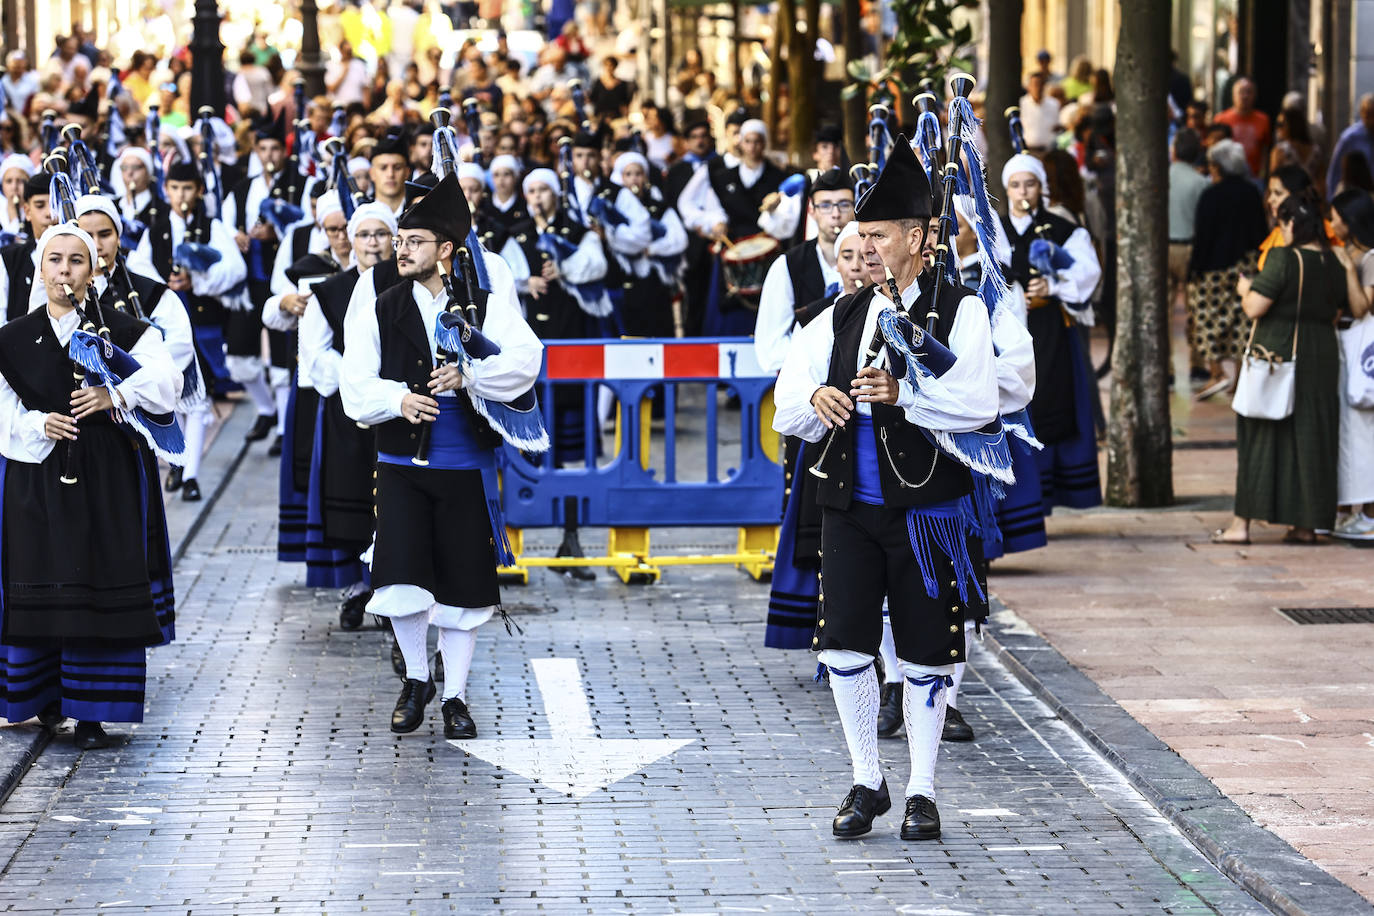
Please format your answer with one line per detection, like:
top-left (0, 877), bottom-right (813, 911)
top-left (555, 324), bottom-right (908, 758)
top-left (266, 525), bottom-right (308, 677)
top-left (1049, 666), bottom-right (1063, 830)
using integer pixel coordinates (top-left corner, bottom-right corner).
top-left (411, 108), bottom-right (549, 464)
top-left (173, 196), bottom-right (222, 275)
top-left (867, 103), bottom-right (893, 173)
top-left (461, 96), bottom-right (484, 168)
top-left (810, 73), bottom-right (1015, 486)
top-left (1002, 106), bottom-right (1072, 298)
top-left (568, 78), bottom-right (593, 135)
top-left (60, 123), bottom-right (107, 196)
top-left (257, 84), bottom-right (308, 235)
top-left (195, 106), bottom-right (224, 219)
top-left (322, 136), bottom-right (367, 220)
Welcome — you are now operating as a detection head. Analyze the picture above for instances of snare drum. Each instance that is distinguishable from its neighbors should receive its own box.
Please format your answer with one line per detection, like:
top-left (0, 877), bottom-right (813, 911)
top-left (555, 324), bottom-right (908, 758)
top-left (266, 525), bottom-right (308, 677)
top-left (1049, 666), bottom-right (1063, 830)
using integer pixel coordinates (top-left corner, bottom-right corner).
top-left (720, 234), bottom-right (782, 306)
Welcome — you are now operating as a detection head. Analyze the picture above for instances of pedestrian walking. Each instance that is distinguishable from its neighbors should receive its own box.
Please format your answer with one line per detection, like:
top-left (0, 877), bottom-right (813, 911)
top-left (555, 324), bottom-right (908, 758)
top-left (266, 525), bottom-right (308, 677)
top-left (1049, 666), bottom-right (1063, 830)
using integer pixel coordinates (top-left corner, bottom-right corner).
top-left (1328, 189), bottom-right (1374, 539)
top-left (1325, 94), bottom-right (1374, 200)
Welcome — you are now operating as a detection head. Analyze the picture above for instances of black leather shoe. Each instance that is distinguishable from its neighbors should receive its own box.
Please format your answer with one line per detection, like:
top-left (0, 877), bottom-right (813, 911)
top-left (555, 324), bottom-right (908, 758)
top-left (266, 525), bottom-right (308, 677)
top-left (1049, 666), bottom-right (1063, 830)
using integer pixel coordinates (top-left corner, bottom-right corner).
top-left (556, 532), bottom-right (596, 581)
top-left (338, 590), bottom-right (372, 630)
top-left (441, 697), bottom-right (477, 739)
top-left (942, 706), bottom-right (975, 742)
top-left (267, 434), bottom-right (283, 457)
top-left (73, 721), bottom-right (118, 750)
top-left (391, 678), bottom-right (436, 733)
top-left (832, 780), bottom-right (891, 838)
top-left (181, 478), bottom-right (202, 502)
top-left (37, 701), bottom-right (65, 730)
top-left (900, 794), bottom-right (941, 841)
top-left (164, 466), bottom-right (183, 492)
top-left (876, 682), bottom-right (904, 738)
top-left (245, 414), bottom-right (275, 441)
top-left (390, 637), bottom-right (405, 678)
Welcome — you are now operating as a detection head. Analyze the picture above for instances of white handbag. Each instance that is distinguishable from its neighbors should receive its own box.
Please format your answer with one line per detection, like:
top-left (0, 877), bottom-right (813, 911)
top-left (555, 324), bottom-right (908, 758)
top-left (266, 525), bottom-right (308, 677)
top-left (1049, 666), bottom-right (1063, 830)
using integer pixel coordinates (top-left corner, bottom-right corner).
top-left (1341, 313), bottom-right (1374, 409)
top-left (1232, 249), bottom-right (1303, 421)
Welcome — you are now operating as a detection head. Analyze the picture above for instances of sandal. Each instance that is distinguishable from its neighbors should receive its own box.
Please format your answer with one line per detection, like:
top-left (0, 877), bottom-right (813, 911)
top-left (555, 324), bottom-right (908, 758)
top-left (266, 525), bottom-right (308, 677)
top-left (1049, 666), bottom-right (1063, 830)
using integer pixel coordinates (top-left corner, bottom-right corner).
top-left (1195, 377), bottom-right (1235, 401)
top-left (1282, 529), bottom-right (1319, 545)
top-left (1209, 528), bottom-right (1250, 545)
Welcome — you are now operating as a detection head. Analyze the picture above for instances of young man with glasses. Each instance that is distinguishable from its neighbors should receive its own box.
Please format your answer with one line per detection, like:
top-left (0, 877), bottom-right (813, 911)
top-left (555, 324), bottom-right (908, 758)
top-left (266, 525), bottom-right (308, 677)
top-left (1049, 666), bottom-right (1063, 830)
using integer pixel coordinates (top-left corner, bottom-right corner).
top-left (340, 175), bottom-right (542, 739)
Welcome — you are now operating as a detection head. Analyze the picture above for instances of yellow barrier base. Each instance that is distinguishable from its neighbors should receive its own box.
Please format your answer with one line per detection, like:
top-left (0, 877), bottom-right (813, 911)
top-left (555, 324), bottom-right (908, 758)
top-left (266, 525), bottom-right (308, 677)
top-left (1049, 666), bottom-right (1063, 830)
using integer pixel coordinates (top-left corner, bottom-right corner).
top-left (497, 526), bottom-right (777, 585)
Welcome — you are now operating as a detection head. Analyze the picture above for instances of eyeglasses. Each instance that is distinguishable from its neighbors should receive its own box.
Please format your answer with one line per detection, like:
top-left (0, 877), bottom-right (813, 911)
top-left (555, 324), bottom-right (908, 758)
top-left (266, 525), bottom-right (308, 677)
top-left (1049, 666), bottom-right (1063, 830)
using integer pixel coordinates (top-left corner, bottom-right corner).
top-left (813, 201), bottom-right (855, 214)
top-left (392, 235), bottom-right (438, 252)
top-left (323, 225), bottom-right (348, 236)
top-left (355, 230), bottom-right (391, 242)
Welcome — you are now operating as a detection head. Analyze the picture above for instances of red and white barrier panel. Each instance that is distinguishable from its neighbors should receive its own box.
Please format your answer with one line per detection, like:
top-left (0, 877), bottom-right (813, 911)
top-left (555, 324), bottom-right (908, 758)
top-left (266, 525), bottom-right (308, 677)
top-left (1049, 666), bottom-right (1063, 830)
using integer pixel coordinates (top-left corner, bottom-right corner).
top-left (543, 340), bottom-right (768, 381)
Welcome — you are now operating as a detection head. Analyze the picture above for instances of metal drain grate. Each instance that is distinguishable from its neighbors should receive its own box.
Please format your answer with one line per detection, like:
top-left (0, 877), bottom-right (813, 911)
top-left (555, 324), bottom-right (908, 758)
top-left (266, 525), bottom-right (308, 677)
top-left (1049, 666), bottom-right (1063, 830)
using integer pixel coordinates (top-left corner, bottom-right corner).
top-left (1278, 607), bottom-right (1374, 625)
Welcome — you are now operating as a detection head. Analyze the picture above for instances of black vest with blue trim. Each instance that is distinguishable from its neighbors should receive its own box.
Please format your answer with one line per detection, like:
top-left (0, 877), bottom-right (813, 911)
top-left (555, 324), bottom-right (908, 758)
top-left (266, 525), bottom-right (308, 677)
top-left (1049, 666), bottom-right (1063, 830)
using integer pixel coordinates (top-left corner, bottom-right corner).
top-left (814, 277), bottom-right (974, 511)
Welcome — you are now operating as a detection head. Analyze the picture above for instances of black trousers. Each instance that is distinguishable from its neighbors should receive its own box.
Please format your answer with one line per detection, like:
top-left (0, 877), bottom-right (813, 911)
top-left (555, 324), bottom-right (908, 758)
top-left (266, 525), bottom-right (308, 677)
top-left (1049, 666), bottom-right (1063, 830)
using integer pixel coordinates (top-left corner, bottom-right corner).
top-left (816, 502), bottom-right (968, 667)
top-left (371, 463), bottom-right (499, 609)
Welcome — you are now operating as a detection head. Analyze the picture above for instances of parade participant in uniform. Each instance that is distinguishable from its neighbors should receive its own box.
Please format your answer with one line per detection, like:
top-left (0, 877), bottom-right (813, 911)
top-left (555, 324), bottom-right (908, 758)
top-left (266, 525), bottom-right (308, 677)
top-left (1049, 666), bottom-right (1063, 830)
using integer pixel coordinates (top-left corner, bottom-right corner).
top-left (763, 217), bottom-right (869, 654)
top-left (457, 161), bottom-right (486, 218)
top-left (605, 150), bottom-right (687, 338)
top-left (754, 168), bottom-right (854, 373)
top-left (678, 119), bottom-right (799, 335)
top-left (0, 223), bottom-right (181, 748)
top-left (223, 109), bottom-right (307, 449)
top-left (263, 193), bottom-right (349, 573)
top-left (129, 162), bottom-right (249, 501)
top-left (475, 154), bottom-right (527, 254)
top-left (773, 139), bottom-right (999, 840)
top-left (339, 174), bottom-right (543, 738)
top-left (663, 115), bottom-right (718, 335)
top-left (370, 129), bottom-right (412, 219)
top-left (0, 174), bottom-right (56, 325)
top-left (113, 147), bottom-right (155, 225)
top-left (999, 152), bottom-right (1102, 511)
top-left (500, 167), bottom-right (609, 578)
top-left (1, 154), bottom-right (36, 240)
top-left (303, 201), bottom-right (397, 629)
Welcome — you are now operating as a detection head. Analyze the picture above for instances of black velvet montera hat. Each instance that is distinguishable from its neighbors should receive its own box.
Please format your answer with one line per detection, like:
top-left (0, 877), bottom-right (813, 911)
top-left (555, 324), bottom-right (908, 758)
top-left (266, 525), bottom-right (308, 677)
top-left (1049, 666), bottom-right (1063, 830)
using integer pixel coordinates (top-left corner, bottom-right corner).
top-left (854, 136), bottom-right (933, 222)
top-left (397, 172), bottom-right (471, 244)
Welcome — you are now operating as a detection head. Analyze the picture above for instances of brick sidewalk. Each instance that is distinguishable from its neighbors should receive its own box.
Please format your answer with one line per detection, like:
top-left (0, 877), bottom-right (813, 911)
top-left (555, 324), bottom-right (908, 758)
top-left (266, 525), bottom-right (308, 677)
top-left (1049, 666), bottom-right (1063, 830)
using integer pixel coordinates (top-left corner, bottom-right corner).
top-left (990, 376), bottom-right (1374, 902)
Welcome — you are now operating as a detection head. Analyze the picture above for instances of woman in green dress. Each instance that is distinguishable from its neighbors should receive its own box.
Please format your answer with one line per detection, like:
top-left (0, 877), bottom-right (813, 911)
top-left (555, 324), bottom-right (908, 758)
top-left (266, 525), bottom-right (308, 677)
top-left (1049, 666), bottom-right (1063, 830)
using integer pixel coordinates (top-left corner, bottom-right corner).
top-left (1213, 192), bottom-right (1346, 544)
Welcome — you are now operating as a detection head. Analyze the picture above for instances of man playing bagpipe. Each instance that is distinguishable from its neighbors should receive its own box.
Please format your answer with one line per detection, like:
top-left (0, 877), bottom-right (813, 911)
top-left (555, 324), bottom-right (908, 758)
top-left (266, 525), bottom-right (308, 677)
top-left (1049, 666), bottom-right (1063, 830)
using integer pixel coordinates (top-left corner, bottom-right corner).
top-left (772, 139), bottom-right (1000, 841)
top-left (0, 222), bottom-right (181, 749)
top-left (340, 174), bottom-right (544, 739)
top-left (999, 152), bottom-right (1102, 512)
top-left (224, 108), bottom-right (310, 449)
top-left (128, 162), bottom-right (249, 501)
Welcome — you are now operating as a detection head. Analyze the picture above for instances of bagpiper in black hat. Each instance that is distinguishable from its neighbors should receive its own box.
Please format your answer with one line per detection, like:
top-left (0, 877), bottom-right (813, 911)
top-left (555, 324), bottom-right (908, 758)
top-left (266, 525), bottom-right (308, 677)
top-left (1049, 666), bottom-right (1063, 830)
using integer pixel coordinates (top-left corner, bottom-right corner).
top-left (254, 107), bottom-right (288, 145)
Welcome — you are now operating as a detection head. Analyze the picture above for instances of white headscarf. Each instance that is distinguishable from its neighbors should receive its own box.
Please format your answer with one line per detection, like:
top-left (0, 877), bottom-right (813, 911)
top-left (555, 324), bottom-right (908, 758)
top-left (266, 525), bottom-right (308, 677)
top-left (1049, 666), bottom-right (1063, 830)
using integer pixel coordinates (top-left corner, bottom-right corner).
top-left (74, 194), bottom-right (121, 231)
top-left (347, 201), bottom-right (398, 248)
top-left (117, 146), bottom-right (154, 174)
top-left (0, 153), bottom-right (36, 179)
top-left (1000, 153), bottom-right (1049, 203)
top-left (739, 119), bottom-right (768, 144)
top-left (610, 151), bottom-right (648, 187)
top-left (487, 154), bottom-right (520, 176)
top-left (457, 162), bottom-right (486, 184)
top-left (347, 156), bottom-right (372, 175)
top-left (37, 223), bottom-right (98, 265)
top-left (833, 220), bottom-right (860, 261)
top-left (522, 168), bottom-right (560, 200)
top-left (314, 193), bottom-right (344, 226)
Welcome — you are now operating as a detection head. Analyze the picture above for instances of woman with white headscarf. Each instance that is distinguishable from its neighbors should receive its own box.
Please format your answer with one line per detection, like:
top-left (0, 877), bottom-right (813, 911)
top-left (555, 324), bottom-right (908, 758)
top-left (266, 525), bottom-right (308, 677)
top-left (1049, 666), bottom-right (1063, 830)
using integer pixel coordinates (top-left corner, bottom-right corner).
top-left (605, 150), bottom-right (687, 337)
top-left (0, 153), bottom-right (35, 239)
top-left (0, 223), bottom-right (180, 750)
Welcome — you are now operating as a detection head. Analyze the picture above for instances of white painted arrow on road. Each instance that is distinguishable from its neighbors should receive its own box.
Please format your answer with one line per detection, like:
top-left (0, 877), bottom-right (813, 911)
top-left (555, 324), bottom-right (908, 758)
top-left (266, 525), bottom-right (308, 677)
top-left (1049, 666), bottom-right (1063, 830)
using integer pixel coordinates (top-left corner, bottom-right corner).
top-left (450, 657), bottom-right (693, 798)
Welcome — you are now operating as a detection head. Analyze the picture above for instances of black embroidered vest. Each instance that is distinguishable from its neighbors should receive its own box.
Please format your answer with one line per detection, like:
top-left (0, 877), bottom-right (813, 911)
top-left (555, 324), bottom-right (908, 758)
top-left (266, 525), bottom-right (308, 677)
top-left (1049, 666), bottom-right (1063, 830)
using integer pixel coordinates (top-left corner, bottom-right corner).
top-left (707, 162), bottom-right (784, 241)
top-left (1, 239), bottom-right (35, 324)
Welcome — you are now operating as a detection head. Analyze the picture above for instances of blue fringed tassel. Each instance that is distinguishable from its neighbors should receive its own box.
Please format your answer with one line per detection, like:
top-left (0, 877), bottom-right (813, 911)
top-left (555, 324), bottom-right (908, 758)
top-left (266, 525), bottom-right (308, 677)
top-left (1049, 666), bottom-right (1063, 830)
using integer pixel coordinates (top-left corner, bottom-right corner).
top-left (1001, 407), bottom-right (1043, 450)
top-left (68, 330), bottom-right (186, 462)
top-left (906, 504), bottom-right (986, 604)
top-left (947, 96), bottom-right (1013, 322)
top-left (466, 229), bottom-right (491, 289)
top-left (906, 673), bottom-right (955, 707)
top-left (931, 426), bottom-right (1015, 485)
top-left (259, 198), bottom-right (305, 235)
top-left (967, 476), bottom-right (1004, 545)
top-left (471, 395), bottom-right (550, 454)
top-left (173, 242), bottom-right (221, 272)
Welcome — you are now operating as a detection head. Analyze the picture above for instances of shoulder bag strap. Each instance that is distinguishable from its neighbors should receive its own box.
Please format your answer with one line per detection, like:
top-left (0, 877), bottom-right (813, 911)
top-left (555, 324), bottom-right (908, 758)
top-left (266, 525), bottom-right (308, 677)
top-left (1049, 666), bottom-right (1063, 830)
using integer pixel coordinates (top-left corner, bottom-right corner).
top-left (1290, 247), bottom-right (1304, 362)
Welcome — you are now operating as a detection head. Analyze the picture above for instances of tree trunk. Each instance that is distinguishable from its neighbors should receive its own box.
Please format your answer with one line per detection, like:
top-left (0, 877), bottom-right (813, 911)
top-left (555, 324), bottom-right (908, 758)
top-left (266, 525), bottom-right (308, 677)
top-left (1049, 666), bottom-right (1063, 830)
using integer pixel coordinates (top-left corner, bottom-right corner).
top-left (842, 0), bottom-right (864, 163)
top-left (768, 0), bottom-right (791, 144)
top-left (983, 0), bottom-right (1022, 210)
top-left (789, 0), bottom-right (820, 163)
top-left (1106, 0), bottom-right (1173, 507)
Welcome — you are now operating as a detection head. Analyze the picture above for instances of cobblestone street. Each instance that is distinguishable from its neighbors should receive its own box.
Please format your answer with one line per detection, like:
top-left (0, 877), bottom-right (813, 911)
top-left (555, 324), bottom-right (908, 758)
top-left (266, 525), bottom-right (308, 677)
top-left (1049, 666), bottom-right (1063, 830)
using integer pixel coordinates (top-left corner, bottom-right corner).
top-left (0, 428), bottom-right (1274, 914)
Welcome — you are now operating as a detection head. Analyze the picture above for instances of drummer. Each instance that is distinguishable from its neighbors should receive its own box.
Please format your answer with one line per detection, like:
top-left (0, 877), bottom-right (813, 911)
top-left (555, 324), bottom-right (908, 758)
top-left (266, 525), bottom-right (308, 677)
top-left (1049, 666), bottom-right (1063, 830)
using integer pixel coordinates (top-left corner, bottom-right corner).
top-left (677, 119), bottom-right (800, 336)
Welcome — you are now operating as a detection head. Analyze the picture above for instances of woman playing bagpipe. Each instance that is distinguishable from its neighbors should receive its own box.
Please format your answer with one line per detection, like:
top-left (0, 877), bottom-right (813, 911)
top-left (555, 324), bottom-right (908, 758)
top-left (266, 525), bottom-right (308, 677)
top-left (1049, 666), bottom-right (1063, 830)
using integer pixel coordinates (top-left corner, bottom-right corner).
top-left (474, 154), bottom-right (528, 255)
top-left (0, 172), bottom-right (57, 326)
top-left (295, 201), bottom-right (398, 626)
top-left (0, 153), bottom-right (36, 242)
top-left (773, 130), bottom-right (1003, 841)
top-left (262, 192), bottom-right (349, 575)
top-left (128, 161), bottom-right (250, 502)
top-left (0, 221), bottom-right (181, 749)
top-left (339, 173), bottom-right (545, 739)
top-left (498, 167), bottom-right (609, 577)
top-left (998, 150), bottom-right (1103, 512)
top-left (603, 150), bottom-right (687, 339)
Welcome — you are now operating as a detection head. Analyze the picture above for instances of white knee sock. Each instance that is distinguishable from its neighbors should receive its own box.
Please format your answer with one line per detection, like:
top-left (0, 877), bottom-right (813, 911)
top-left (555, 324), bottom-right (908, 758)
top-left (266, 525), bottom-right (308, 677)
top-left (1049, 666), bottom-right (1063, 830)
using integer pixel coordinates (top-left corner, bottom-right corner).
top-left (241, 372), bottom-right (276, 417)
top-left (273, 383), bottom-right (291, 435)
top-left (947, 620), bottom-right (978, 709)
top-left (182, 408), bottom-right (209, 480)
top-left (827, 660), bottom-right (883, 791)
top-left (390, 610), bottom-right (432, 682)
top-left (879, 604), bottom-right (902, 684)
top-left (902, 663), bottom-right (954, 800)
top-left (437, 627), bottom-right (478, 701)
